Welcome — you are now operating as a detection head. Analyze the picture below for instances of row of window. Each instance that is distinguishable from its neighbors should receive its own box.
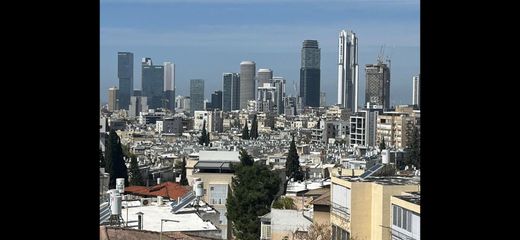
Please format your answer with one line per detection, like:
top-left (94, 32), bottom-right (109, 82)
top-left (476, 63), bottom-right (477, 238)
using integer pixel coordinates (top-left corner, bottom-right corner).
top-left (393, 205), bottom-right (412, 231)
top-left (331, 225), bottom-right (349, 240)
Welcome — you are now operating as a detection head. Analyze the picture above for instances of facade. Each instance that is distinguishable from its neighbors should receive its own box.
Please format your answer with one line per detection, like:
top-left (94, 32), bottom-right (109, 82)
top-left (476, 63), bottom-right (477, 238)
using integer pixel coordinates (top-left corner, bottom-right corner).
top-left (257, 68), bottom-right (273, 87)
top-left (193, 110), bottom-right (223, 133)
top-left (118, 52), bottom-right (134, 110)
top-left (222, 73), bottom-right (240, 112)
top-left (337, 30), bottom-right (359, 112)
top-left (175, 95), bottom-right (190, 113)
top-left (376, 109), bottom-right (419, 149)
top-left (157, 117), bottom-right (183, 134)
top-left (239, 61), bottom-right (256, 110)
top-left (142, 58), bottom-right (165, 109)
top-left (108, 87), bottom-right (118, 111)
top-left (190, 79), bottom-right (205, 114)
top-left (209, 90), bottom-right (223, 111)
top-left (324, 120), bottom-right (348, 142)
top-left (412, 75), bottom-right (420, 109)
top-left (129, 96), bottom-right (148, 118)
top-left (391, 192), bottom-right (420, 240)
top-left (272, 77), bottom-right (286, 115)
top-left (259, 209), bottom-right (312, 240)
top-left (192, 151), bottom-right (240, 240)
top-left (350, 107), bottom-right (384, 147)
top-left (330, 176), bottom-right (420, 240)
top-left (365, 62), bottom-right (391, 110)
top-left (300, 40), bottom-right (321, 107)
top-left (320, 92), bottom-right (326, 107)
top-left (164, 62), bottom-right (175, 112)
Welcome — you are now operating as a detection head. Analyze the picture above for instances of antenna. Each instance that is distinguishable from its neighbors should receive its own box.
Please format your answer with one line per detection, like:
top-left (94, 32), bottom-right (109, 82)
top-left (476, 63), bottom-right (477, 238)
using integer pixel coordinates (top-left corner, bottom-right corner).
top-left (377, 45), bottom-right (386, 64)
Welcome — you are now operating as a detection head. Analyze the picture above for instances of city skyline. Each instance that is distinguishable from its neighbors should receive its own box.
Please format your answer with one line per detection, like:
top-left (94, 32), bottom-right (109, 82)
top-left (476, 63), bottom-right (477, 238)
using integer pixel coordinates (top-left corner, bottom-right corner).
top-left (100, 0), bottom-right (419, 106)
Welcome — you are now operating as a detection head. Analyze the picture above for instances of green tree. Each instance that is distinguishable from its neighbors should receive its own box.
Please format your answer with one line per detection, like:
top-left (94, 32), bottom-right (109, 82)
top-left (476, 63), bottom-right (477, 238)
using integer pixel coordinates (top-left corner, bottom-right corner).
top-left (272, 196), bottom-right (296, 210)
top-left (199, 120), bottom-right (209, 145)
top-left (379, 138), bottom-right (386, 150)
top-left (99, 147), bottom-right (106, 168)
top-left (180, 157), bottom-right (189, 186)
top-left (239, 148), bottom-right (254, 166)
top-left (129, 156), bottom-right (144, 186)
top-left (241, 121), bottom-right (250, 140)
top-left (286, 135), bottom-right (303, 182)
top-left (250, 114), bottom-right (259, 140)
top-left (226, 152), bottom-right (280, 240)
top-left (405, 126), bottom-right (420, 169)
top-left (105, 129), bottom-right (129, 189)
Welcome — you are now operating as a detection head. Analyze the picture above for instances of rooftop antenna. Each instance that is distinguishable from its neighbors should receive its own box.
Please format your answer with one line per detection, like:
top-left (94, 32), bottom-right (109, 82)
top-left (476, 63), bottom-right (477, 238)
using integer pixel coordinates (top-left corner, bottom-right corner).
top-left (377, 45), bottom-right (386, 64)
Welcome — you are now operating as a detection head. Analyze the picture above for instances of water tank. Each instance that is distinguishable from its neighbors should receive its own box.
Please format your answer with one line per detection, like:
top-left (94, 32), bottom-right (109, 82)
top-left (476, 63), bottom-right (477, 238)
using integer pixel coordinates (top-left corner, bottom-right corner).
top-left (382, 150), bottom-right (390, 164)
top-left (157, 196), bottom-right (163, 205)
top-left (111, 195), bottom-right (122, 215)
top-left (192, 178), bottom-right (201, 191)
top-left (157, 177), bottom-right (161, 185)
top-left (116, 178), bottom-right (125, 193)
top-left (195, 180), bottom-right (204, 197)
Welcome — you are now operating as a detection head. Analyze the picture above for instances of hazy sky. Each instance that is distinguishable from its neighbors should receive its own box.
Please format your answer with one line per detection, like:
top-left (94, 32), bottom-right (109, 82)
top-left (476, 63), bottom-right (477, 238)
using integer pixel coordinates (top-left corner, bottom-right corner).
top-left (100, 0), bottom-right (419, 106)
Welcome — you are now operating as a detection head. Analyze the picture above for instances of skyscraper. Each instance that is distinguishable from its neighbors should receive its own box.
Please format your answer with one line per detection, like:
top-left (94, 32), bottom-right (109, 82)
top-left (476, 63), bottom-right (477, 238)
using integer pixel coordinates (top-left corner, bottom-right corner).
top-left (300, 40), bottom-right (321, 107)
top-left (337, 30), bottom-right (359, 112)
top-left (257, 69), bottom-right (273, 87)
top-left (164, 62), bottom-right (175, 112)
top-left (210, 90), bottom-right (223, 110)
top-left (272, 77), bottom-right (286, 115)
top-left (222, 73), bottom-right (240, 112)
top-left (108, 87), bottom-right (118, 111)
top-left (239, 61), bottom-right (256, 110)
top-left (142, 58), bottom-right (164, 109)
top-left (365, 62), bottom-right (391, 110)
top-left (412, 75), bottom-right (420, 108)
top-left (118, 52), bottom-right (134, 110)
top-left (190, 79), bottom-right (205, 114)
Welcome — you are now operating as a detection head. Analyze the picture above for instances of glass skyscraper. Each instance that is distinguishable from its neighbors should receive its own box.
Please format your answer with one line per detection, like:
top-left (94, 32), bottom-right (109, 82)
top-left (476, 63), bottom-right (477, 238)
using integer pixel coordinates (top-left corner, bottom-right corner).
top-left (337, 30), bottom-right (359, 112)
top-left (190, 79), bottom-right (205, 114)
top-left (222, 73), bottom-right (240, 112)
top-left (300, 40), bottom-right (321, 107)
top-left (142, 58), bottom-right (164, 109)
top-left (118, 52), bottom-right (134, 110)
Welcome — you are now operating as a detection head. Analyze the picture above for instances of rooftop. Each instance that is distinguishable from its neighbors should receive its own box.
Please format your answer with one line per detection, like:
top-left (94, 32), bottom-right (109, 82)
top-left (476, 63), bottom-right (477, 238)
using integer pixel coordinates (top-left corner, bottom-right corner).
top-left (395, 192), bottom-right (421, 205)
top-left (121, 201), bottom-right (218, 232)
top-left (198, 151), bottom-right (239, 162)
top-left (337, 175), bottom-right (420, 185)
top-left (125, 182), bottom-right (190, 200)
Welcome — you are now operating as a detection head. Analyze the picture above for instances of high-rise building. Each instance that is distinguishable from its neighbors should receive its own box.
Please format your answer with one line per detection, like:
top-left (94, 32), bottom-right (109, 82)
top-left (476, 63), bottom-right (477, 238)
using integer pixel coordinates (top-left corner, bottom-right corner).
top-left (129, 96), bottom-right (148, 118)
top-left (118, 52), bottom-right (134, 110)
top-left (337, 30), bottom-right (359, 112)
top-left (142, 58), bottom-right (165, 109)
top-left (300, 40), bottom-right (321, 107)
top-left (190, 79), bottom-right (205, 114)
top-left (320, 92), bottom-right (326, 107)
top-left (222, 73), bottom-right (240, 112)
top-left (239, 61), bottom-right (256, 110)
top-left (365, 62), bottom-right (391, 110)
top-left (272, 77), bottom-right (286, 115)
top-left (175, 95), bottom-right (190, 113)
top-left (210, 90), bottom-right (223, 110)
top-left (164, 62), bottom-right (175, 112)
top-left (257, 83), bottom-right (276, 113)
top-left (133, 89), bottom-right (141, 97)
top-left (108, 87), bottom-right (118, 111)
top-left (257, 69), bottom-right (273, 87)
top-left (412, 75), bottom-right (420, 108)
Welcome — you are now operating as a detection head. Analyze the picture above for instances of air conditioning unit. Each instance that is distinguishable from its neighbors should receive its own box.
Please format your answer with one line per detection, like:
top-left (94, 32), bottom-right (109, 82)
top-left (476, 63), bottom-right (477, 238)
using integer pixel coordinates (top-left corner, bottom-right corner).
top-left (141, 198), bottom-right (152, 206)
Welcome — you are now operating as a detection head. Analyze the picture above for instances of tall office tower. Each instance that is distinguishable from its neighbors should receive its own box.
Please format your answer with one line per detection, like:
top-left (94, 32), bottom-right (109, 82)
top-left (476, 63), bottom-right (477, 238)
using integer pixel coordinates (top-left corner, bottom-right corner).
top-left (272, 77), bottom-right (286, 115)
top-left (222, 73), bottom-right (240, 112)
top-left (412, 75), bottom-right (420, 108)
top-left (210, 90), bottom-right (223, 110)
top-left (190, 79), bottom-right (205, 114)
top-left (133, 89), bottom-right (142, 97)
top-left (118, 52), bottom-right (134, 110)
top-left (365, 62), bottom-right (391, 110)
top-left (163, 62), bottom-right (175, 112)
top-left (129, 96), bottom-right (149, 118)
top-left (257, 69), bottom-right (273, 87)
top-left (337, 30), bottom-right (359, 112)
top-left (320, 92), bottom-right (326, 107)
top-left (239, 61), bottom-right (256, 110)
top-left (108, 87), bottom-right (118, 111)
top-left (142, 58), bottom-right (165, 109)
top-left (300, 40), bottom-right (321, 107)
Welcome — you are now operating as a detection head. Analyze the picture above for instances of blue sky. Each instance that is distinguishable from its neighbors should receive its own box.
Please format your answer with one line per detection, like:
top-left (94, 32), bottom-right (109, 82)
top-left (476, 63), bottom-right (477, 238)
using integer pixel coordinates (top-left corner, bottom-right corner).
top-left (100, 0), bottom-right (419, 106)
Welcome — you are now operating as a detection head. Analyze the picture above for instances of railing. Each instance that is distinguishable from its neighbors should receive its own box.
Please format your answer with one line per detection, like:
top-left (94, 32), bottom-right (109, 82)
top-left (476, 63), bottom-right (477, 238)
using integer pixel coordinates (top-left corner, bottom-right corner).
top-left (391, 228), bottom-right (416, 240)
top-left (331, 203), bottom-right (350, 220)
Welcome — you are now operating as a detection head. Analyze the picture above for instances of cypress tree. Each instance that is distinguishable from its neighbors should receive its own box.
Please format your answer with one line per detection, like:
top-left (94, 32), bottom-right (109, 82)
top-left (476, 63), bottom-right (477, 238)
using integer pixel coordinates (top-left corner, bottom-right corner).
top-left (241, 121), bottom-right (250, 140)
top-left (250, 114), bottom-right (258, 140)
top-left (105, 129), bottom-right (129, 189)
top-left (99, 147), bottom-right (106, 168)
top-left (180, 157), bottom-right (189, 186)
top-left (129, 156), bottom-right (144, 186)
top-left (285, 135), bottom-right (303, 182)
top-left (199, 120), bottom-right (207, 146)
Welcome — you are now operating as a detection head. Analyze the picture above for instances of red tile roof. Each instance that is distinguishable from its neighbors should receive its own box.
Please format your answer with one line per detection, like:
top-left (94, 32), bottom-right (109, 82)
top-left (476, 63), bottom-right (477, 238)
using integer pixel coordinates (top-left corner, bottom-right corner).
top-left (124, 182), bottom-right (190, 200)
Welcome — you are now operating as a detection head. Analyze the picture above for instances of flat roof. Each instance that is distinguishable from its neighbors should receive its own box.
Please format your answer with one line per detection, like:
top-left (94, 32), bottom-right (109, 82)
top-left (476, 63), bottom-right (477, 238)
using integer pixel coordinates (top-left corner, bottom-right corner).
top-left (337, 176), bottom-right (420, 185)
top-left (198, 151), bottom-right (240, 162)
top-left (395, 192), bottom-right (421, 205)
top-left (121, 202), bottom-right (218, 232)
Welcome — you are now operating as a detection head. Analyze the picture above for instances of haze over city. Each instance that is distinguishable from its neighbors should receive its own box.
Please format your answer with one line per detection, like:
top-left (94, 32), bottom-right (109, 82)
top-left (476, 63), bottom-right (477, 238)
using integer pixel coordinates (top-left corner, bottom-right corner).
top-left (100, 0), bottom-right (419, 106)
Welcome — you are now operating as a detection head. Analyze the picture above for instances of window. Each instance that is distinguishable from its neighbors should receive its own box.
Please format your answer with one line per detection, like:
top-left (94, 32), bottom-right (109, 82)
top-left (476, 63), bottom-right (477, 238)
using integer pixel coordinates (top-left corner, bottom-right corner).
top-left (261, 223), bottom-right (272, 239)
top-left (209, 184), bottom-right (227, 205)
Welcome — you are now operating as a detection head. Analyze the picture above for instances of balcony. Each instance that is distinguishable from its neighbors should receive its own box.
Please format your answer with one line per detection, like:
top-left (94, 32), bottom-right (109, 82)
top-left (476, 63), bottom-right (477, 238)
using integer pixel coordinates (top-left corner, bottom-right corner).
top-left (391, 228), bottom-right (416, 240)
top-left (331, 203), bottom-right (350, 220)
